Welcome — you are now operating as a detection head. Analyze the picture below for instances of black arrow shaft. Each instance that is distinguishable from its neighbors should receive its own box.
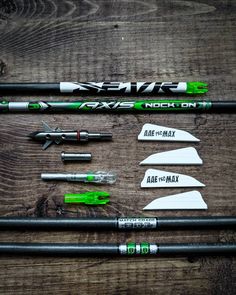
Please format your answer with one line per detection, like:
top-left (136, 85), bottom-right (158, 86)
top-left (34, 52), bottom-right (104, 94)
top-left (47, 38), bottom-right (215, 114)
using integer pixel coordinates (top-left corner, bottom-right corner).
top-left (0, 216), bottom-right (235, 230)
top-left (0, 82), bottom-right (201, 95)
top-left (0, 83), bottom-right (60, 93)
top-left (0, 242), bottom-right (235, 256)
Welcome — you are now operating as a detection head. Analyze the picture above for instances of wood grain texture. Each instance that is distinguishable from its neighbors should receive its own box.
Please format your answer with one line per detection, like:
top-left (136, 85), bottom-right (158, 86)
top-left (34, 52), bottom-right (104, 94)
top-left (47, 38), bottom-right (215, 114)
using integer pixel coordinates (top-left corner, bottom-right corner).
top-left (0, 0), bottom-right (235, 294)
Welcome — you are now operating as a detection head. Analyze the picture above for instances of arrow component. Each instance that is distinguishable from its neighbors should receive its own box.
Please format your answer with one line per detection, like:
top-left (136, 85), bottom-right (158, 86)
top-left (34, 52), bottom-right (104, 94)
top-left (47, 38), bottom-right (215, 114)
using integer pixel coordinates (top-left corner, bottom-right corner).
top-left (29, 121), bottom-right (112, 150)
top-left (64, 191), bottom-right (110, 205)
top-left (41, 171), bottom-right (116, 184)
top-left (0, 242), bottom-right (235, 256)
top-left (141, 169), bottom-right (205, 188)
top-left (0, 216), bottom-right (235, 230)
top-left (61, 152), bottom-right (92, 162)
top-left (0, 81), bottom-right (208, 95)
top-left (1, 100), bottom-right (236, 113)
top-left (143, 191), bottom-right (207, 210)
top-left (140, 147), bottom-right (203, 165)
top-left (138, 124), bottom-right (200, 142)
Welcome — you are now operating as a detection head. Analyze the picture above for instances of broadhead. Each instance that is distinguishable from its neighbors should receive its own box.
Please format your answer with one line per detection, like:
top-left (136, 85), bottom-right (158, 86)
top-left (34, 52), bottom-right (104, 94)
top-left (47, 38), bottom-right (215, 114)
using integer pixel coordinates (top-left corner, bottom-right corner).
top-left (28, 122), bottom-right (58, 150)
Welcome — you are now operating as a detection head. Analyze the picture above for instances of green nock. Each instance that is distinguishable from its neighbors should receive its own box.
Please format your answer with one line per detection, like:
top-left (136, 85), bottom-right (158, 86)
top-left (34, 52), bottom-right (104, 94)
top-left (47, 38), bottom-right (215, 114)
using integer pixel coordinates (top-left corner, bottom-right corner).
top-left (64, 191), bottom-right (110, 205)
top-left (186, 82), bottom-right (208, 94)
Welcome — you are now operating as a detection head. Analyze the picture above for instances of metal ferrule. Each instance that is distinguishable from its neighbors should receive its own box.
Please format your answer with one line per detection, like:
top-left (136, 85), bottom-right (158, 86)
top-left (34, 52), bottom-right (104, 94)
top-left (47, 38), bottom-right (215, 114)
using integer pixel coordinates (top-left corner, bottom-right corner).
top-left (61, 152), bottom-right (92, 162)
top-left (79, 131), bottom-right (89, 141)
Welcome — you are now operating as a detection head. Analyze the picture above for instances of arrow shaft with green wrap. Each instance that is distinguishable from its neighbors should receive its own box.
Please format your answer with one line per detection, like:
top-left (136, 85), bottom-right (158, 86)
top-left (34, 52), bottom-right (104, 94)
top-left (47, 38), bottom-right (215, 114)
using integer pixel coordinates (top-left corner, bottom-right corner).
top-left (0, 242), bottom-right (235, 256)
top-left (0, 82), bottom-right (207, 95)
top-left (0, 100), bottom-right (235, 113)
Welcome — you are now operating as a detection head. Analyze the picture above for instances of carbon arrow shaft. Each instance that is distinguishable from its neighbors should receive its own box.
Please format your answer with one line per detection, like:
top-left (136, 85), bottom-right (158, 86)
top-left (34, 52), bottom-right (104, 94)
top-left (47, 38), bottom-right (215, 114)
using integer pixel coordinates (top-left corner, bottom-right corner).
top-left (0, 82), bottom-right (207, 95)
top-left (0, 100), bottom-right (235, 113)
top-left (0, 216), bottom-right (235, 230)
top-left (0, 242), bottom-right (235, 256)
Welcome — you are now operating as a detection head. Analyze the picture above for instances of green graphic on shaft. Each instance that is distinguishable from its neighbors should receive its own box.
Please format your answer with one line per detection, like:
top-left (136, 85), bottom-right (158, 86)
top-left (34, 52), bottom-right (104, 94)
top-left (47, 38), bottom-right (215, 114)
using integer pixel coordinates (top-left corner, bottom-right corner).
top-left (67, 102), bottom-right (84, 110)
top-left (87, 174), bottom-right (95, 181)
top-left (126, 242), bottom-right (151, 255)
top-left (127, 243), bottom-right (136, 255)
top-left (0, 101), bottom-right (9, 112)
top-left (186, 82), bottom-right (208, 94)
top-left (140, 242), bottom-right (150, 255)
top-left (28, 103), bottom-right (41, 110)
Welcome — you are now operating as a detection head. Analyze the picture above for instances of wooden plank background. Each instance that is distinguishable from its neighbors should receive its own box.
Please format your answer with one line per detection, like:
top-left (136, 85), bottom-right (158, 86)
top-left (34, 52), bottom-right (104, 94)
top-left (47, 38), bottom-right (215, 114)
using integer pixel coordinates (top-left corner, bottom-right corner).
top-left (0, 0), bottom-right (235, 294)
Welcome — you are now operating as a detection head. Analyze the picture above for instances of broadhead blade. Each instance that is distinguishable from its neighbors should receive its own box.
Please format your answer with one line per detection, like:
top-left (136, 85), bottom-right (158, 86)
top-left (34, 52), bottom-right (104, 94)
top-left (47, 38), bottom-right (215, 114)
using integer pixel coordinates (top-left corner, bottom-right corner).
top-left (42, 140), bottom-right (53, 150)
top-left (42, 121), bottom-right (54, 132)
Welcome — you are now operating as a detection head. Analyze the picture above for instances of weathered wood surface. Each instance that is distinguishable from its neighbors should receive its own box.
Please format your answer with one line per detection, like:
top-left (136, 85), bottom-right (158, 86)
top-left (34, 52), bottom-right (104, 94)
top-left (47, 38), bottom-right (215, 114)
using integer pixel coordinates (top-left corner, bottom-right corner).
top-left (0, 0), bottom-right (235, 294)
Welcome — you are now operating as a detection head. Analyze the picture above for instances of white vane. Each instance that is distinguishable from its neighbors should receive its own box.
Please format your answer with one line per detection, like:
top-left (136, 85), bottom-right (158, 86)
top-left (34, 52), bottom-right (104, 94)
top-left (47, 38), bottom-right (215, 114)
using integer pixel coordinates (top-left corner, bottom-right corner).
top-left (143, 191), bottom-right (207, 210)
top-left (138, 123), bottom-right (200, 142)
top-left (140, 147), bottom-right (203, 165)
top-left (141, 169), bottom-right (205, 188)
